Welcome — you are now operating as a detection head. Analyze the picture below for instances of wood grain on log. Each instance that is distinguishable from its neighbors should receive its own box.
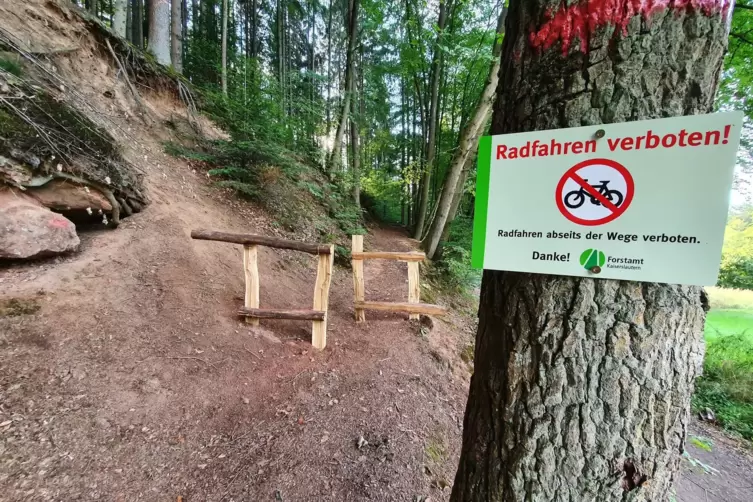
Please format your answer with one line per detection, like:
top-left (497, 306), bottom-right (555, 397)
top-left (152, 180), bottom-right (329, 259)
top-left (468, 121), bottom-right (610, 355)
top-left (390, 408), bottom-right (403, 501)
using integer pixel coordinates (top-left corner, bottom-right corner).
top-left (355, 301), bottom-right (447, 316)
top-left (191, 229), bottom-right (332, 255)
top-left (238, 308), bottom-right (325, 321)
top-left (351, 251), bottom-right (425, 262)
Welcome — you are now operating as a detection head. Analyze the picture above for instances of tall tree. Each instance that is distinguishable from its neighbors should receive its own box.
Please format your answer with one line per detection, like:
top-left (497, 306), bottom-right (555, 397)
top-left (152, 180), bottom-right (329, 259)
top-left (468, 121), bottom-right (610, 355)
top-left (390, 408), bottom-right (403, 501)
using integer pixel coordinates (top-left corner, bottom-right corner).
top-left (221, 0), bottom-right (229, 94)
top-left (133, 0), bottom-right (144, 48)
top-left (451, 1), bottom-right (733, 501)
top-left (148, 0), bottom-right (171, 64)
top-left (422, 5), bottom-right (505, 259)
top-left (412, 0), bottom-right (450, 239)
top-left (113, 0), bottom-right (127, 37)
top-left (171, 0), bottom-right (183, 72)
top-left (126, 0), bottom-right (133, 42)
top-left (328, 0), bottom-right (359, 173)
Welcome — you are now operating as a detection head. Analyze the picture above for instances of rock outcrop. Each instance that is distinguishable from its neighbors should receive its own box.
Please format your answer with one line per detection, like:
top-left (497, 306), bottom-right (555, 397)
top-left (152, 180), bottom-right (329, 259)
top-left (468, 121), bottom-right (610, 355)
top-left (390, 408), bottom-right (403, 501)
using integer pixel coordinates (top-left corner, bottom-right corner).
top-left (0, 187), bottom-right (79, 259)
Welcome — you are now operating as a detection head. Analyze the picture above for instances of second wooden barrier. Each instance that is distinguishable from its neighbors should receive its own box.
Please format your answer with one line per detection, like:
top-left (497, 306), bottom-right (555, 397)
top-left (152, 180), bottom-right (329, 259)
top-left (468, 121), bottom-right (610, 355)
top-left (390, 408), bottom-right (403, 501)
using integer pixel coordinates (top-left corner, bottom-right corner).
top-left (350, 235), bottom-right (447, 322)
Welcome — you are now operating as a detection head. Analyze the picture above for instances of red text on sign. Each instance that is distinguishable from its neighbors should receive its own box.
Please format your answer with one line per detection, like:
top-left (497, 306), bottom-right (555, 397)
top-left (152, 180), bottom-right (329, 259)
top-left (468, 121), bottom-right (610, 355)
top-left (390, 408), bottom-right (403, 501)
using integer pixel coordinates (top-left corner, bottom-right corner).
top-left (494, 124), bottom-right (733, 162)
top-left (606, 126), bottom-right (731, 152)
top-left (496, 138), bottom-right (596, 160)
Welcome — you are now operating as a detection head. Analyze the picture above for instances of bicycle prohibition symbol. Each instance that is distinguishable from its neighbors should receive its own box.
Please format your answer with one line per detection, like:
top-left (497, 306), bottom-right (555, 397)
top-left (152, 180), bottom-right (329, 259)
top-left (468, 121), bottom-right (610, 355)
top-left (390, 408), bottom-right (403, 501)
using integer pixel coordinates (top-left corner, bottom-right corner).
top-left (555, 158), bottom-right (634, 226)
top-left (564, 180), bottom-right (624, 209)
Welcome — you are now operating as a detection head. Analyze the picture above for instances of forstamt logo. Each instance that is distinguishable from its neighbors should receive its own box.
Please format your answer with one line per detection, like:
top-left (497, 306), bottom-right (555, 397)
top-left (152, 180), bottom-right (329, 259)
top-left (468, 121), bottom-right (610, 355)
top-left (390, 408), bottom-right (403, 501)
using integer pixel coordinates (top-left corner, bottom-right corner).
top-left (579, 248), bottom-right (606, 270)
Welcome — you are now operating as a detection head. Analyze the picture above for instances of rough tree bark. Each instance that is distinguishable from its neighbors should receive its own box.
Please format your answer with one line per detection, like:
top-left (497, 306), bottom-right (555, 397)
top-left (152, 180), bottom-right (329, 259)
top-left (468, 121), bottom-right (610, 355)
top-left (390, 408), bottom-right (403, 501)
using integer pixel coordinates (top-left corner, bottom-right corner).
top-left (171, 0), bottom-right (183, 72)
top-left (412, 0), bottom-right (449, 239)
top-left (423, 5), bottom-right (506, 258)
top-left (148, 0), bottom-right (171, 65)
top-left (126, 0), bottom-right (133, 42)
top-left (350, 111), bottom-right (361, 205)
top-left (132, 0), bottom-right (144, 48)
top-left (113, 0), bottom-right (127, 37)
top-left (221, 0), bottom-right (229, 94)
top-left (328, 0), bottom-right (359, 173)
top-left (451, 1), bottom-right (731, 501)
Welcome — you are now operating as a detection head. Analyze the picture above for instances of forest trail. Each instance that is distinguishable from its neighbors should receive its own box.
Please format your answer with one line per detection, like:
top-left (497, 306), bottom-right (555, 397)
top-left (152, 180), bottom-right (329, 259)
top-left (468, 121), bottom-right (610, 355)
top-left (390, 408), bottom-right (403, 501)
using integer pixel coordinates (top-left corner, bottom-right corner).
top-left (0, 67), bottom-right (474, 496)
top-left (1, 172), bottom-right (475, 501)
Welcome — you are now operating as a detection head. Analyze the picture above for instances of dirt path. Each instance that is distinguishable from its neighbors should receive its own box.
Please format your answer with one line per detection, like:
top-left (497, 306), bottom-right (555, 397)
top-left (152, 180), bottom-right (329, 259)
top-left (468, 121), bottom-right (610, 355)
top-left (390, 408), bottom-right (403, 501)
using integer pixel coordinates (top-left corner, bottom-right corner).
top-left (676, 423), bottom-right (753, 502)
top-left (1, 207), bottom-right (474, 501)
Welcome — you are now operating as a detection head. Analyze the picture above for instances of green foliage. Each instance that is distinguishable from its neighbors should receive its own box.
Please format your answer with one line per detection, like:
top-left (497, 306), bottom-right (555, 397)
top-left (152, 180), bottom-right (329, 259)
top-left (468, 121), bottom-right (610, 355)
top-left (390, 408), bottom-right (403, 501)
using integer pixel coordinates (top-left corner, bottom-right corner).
top-left (424, 215), bottom-right (481, 296)
top-left (692, 306), bottom-right (753, 439)
top-left (0, 55), bottom-right (22, 76)
top-left (718, 206), bottom-right (753, 289)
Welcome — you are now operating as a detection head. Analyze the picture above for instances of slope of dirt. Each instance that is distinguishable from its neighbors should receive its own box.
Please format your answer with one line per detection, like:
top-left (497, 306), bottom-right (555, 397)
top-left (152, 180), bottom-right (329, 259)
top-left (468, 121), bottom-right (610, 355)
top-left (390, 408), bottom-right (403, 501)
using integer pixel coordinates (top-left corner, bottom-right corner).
top-left (0, 2), bottom-right (474, 501)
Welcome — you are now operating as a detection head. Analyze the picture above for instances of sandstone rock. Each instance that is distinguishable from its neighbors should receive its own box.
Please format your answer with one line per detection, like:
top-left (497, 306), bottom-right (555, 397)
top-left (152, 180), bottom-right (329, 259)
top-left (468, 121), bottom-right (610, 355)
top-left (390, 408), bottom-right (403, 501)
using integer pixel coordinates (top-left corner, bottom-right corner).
top-left (27, 179), bottom-right (112, 212)
top-left (0, 187), bottom-right (79, 259)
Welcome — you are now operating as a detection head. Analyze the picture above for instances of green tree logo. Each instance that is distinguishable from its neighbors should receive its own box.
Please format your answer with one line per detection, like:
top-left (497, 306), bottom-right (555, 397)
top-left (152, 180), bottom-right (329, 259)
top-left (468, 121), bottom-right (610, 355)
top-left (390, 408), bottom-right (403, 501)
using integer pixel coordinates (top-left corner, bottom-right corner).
top-left (580, 249), bottom-right (606, 270)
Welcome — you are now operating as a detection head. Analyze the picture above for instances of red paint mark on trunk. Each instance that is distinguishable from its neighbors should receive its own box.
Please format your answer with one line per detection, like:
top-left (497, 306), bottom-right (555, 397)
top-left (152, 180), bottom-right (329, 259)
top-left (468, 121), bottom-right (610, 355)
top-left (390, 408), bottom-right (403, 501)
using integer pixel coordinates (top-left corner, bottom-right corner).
top-left (529, 0), bottom-right (732, 54)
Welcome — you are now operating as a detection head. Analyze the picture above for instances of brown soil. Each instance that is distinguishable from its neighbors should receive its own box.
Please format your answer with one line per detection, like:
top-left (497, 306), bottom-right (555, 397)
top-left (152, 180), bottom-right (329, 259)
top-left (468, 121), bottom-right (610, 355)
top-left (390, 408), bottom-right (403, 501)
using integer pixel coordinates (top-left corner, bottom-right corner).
top-left (1, 2), bottom-right (751, 501)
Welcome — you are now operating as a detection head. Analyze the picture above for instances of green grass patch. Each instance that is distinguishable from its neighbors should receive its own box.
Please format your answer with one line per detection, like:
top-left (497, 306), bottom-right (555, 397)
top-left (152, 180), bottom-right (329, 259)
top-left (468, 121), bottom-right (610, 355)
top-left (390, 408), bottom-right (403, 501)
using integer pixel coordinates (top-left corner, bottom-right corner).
top-left (693, 298), bottom-right (753, 440)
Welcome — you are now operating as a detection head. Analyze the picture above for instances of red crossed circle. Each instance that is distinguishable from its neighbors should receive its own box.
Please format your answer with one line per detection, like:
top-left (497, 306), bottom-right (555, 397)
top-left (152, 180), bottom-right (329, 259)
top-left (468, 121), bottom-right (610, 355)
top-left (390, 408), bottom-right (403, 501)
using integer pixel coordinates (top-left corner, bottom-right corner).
top-left (555, 158), bottom-right (634, 226)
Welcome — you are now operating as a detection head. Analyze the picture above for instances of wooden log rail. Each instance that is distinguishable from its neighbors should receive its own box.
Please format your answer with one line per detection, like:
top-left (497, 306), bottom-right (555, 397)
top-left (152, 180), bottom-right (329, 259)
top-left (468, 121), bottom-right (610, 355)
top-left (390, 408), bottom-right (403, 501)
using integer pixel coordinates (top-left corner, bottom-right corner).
top-left (191, 229), bottom-right (332, 255)
top-left (238, 308), bottom-right (325, 321)
top-left (191, 229), bottom-right (334, 349)
top-left (351, 251), bottom-right (426, 262)
top-left (351, 235), bottom-right (447, 322)
top-left (355, 301), bottom-right (448, 316)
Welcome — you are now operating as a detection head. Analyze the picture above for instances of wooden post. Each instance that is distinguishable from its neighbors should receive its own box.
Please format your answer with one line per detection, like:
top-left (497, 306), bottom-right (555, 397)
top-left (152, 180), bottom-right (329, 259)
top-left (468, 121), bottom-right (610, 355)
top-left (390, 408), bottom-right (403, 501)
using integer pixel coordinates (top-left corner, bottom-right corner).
top-left (352, 235), bottom-right (366, 322)
top-left (312, 245), bottom-right (335, 349)
top-left (243, 245), bottom-right (260, 326)
top-left (407, 261), bottom-right (420, 320)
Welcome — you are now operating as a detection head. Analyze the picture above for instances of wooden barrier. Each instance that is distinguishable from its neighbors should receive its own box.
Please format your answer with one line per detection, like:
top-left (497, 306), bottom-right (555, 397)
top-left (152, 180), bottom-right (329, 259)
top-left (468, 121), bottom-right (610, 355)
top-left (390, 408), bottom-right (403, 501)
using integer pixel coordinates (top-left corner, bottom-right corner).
top-left (351, 235), bottom-right (447, 322)
top-left (191, 229), bottom-right (334, 349)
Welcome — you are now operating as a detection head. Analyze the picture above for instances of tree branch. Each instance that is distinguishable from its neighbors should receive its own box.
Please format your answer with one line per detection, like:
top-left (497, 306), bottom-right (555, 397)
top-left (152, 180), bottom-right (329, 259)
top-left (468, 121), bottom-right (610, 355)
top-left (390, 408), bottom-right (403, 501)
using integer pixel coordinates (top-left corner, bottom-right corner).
top-left (730, 32), bottom-right (753, 46)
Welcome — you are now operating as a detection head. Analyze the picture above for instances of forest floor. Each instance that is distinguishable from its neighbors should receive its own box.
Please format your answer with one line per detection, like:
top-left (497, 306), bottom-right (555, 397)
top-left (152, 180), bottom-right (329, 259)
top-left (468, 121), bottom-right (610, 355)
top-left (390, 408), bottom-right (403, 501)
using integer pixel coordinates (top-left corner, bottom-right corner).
top-left (0, 120), bottom-right (476, 500)
top-left (1, 1), bottom-right (752, 499)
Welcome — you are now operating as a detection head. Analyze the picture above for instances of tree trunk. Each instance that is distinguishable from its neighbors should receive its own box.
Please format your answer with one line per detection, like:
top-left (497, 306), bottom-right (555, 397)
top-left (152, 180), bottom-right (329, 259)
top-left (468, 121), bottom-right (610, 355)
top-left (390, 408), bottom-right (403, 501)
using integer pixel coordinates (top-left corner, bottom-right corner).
top-left (148, 0), bottom-right (171, 65)
top-left (87, 0), bottom-right (97, 15)
top-left (171, 0), bottom-right (183, 72)
top-left (423, 6), bottom-right (505, 258)
top-left (325, 0), bottom-right (333, 134)
top-left (451, 1), bottom-right (731, 501)
top-left (113, 0), bottom-right (127, 37)
top-left (412, 0), bottom-right (449, 239)
top-left (125, 0), bottom-right (132, 42)
top-left (328, 0), bottom-right (359, 173)
top-left (221, 0), bottom-right (229, 94)
top-left (350, 67), bottom-right (361, 206)
top-left (277, 0), bottom-right (285, 110)
top-left (433, 142), bottom-right (476, 260)
top-left (132, 0), bottom-right (143, 48)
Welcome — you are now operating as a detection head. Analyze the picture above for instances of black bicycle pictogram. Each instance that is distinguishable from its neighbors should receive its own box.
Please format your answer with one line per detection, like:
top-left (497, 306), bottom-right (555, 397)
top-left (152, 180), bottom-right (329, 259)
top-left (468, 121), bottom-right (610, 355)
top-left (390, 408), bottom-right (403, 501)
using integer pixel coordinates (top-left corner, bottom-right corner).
top-left (564, 180), bottom-right (624, 209)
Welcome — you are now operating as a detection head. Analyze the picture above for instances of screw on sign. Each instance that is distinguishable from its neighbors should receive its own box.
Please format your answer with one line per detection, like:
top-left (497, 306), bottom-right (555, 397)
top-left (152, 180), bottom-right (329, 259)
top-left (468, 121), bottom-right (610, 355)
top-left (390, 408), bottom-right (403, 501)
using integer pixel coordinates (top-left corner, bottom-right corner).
top-left (555, 158), bottom-right (634, 226)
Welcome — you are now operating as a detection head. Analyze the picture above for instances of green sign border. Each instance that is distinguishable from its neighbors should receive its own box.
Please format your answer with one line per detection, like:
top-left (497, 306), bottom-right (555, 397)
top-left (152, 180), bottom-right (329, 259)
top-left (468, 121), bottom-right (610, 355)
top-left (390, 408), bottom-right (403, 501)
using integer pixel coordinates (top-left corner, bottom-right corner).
top-left (471, 136), bottom-right (492, 269)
